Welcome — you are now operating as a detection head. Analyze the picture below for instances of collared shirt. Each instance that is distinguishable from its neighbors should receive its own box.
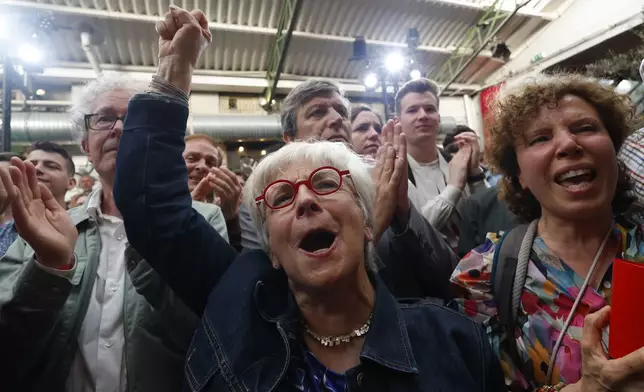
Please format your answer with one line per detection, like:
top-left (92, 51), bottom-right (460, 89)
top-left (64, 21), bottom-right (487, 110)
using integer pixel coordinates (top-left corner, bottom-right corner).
top-left (407, 152), bottom-right (464, 248)
top-left (66, 187), bottom-right (128, 392)
top-left (0, 220), bottom-right (18, 256)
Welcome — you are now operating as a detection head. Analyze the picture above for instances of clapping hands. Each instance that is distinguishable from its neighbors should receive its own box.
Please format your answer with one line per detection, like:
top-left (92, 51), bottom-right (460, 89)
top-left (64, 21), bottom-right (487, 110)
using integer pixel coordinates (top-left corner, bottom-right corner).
top-left (371, 120), bottom-right (409, 242)
top-left (0, 158), bottom-right (77, 268)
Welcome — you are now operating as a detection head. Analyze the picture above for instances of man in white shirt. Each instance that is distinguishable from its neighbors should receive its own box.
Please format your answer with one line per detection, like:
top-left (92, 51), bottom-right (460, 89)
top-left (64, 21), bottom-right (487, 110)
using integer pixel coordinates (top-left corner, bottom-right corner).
top-left (0, 73), bottom-right (229, 392)
top-left (395, 78), bottom-right (487, 248)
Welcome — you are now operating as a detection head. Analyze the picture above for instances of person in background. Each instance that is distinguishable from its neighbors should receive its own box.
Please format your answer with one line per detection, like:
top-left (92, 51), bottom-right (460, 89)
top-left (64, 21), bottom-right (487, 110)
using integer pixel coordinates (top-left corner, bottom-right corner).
top-left (185, 133), bottom-right (243, 250)
top-left (349, 105), bottom-right (423, 207)
top-left (451, 74), bottom-right (644, 391)
top-left (350, 104), bottom-right (382, 157)
top-left (78, 173), bottom-right (96, 194)
top-left (456, 185), bottom-right (516, 257)
top-left (110, 11), bottom-right (506, 387)
top-left (239, 79), bottom-right (459, 300)
top-left (26, 141), bottom-right (77, 209)
top-left (0, 152), bottom-right (24, 256)
top-left (0, 142), bottom-right (74, 257)
top-left (0, 73), bottom-right (229, 391)
top-left (396, 79), bottom-right (487, 249)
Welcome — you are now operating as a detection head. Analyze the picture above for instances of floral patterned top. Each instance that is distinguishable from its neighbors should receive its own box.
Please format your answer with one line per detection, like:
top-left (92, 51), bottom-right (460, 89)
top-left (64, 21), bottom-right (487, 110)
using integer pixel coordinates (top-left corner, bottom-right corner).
top-left (288, 346), bottom-right (347, 391)
top-left (450, 218), bottom-right (644, 391)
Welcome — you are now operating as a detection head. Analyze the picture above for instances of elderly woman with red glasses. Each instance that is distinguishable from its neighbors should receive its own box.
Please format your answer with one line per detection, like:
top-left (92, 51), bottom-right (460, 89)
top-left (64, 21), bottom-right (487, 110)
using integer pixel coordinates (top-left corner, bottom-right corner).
top-left (85, 7), bottom-right (508, 391)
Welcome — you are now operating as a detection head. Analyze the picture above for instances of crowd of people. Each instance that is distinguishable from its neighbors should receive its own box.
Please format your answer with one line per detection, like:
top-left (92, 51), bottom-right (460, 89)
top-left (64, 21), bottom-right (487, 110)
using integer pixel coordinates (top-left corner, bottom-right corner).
top-left (0, 6), bottom-right (643, 392)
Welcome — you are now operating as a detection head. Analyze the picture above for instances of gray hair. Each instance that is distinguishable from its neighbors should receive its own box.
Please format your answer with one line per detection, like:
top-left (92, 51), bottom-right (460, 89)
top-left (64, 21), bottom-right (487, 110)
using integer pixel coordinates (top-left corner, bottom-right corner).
top-left (70, 73), bottom-right (146, 148)
top-left (243, 140), bottom-right (378, 271)
top-left (280, 79), bottom-right (351, 139)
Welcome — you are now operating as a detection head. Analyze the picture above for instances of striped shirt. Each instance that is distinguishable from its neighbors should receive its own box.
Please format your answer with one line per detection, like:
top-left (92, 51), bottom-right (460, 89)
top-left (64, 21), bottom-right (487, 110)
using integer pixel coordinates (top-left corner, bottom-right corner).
top-left (619, 127), bottom-right (644, 209)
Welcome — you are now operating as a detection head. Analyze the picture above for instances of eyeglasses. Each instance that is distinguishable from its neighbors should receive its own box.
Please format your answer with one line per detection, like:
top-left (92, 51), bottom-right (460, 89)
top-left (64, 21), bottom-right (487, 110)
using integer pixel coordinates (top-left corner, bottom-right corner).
top-left (255, 166), bottom-right (351, 210)
top-left (84, 113), bottom-right (126, 131)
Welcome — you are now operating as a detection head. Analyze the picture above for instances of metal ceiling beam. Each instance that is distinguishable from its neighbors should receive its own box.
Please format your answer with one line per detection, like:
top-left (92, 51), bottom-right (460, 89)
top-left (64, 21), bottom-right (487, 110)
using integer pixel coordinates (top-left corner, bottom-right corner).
top-left (0, 0), bottom-right (497, 58)
top-left (433, 0), bottom-right (533, 95)
top-left (426, 0), bottom-right (555, 20)
top-left (262, 0), bottom-right (303, 112)
top-left (22, 65), bottom-right (481, 93)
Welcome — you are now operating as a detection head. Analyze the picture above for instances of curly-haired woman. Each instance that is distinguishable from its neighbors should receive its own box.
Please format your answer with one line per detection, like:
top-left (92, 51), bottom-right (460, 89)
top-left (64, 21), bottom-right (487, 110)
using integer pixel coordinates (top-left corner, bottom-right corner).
top-left (450, 74), bottom-right (644, 392)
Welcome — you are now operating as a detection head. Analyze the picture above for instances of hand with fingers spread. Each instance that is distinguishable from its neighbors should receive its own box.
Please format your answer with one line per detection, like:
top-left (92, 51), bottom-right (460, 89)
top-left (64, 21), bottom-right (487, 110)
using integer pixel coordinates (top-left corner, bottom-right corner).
top-left (8, 158), bottom-right (77, 269)
top-left (191, 167), bottom-right (242, 220)
top-left (155, 5), bottom-right (212, 93)
top-left (453, 132), bottom-right (482, 175)
top-left (562, 306), bottom-right (644, 392)
top-left (371, 141), bottom-right (407, 242)
top-left (447, 144), bottom-right (472, 190)
top-left (381, 119), bottom-right (411, 226)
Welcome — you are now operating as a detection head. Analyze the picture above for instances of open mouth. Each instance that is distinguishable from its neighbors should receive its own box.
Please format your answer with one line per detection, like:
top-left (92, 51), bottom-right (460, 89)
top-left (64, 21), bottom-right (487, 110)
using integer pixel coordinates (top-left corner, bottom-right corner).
top-left (555, 168), bottom-right (597, 191)
top-left (298, 229), bottom-right (337, 254)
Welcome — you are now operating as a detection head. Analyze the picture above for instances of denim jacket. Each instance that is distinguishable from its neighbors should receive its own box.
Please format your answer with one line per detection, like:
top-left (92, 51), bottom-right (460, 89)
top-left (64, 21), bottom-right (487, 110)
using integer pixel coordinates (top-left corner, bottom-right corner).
top-left (114, 93), bottom-right (506, 392)
top-left (0, 190), bottom-right (228, 392)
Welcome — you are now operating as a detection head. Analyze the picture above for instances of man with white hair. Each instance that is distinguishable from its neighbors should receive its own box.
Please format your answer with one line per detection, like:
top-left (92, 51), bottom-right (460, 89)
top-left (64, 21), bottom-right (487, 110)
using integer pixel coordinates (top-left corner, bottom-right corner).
top-left (0, 73), bottom-right (228, 391)
top-left (239, 79), bottom-right (459, 300)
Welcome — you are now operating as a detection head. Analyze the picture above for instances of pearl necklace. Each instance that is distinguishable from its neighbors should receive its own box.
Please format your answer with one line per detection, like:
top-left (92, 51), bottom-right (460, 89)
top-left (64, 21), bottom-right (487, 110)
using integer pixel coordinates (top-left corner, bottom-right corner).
top-left (304, 313), bottom-right (373, 347)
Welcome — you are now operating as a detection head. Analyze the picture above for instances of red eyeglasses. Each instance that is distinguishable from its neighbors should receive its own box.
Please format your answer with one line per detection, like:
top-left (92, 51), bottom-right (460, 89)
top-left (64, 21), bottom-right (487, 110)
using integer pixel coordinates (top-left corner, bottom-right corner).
top-left (255, 166), bottom-right (351, 210)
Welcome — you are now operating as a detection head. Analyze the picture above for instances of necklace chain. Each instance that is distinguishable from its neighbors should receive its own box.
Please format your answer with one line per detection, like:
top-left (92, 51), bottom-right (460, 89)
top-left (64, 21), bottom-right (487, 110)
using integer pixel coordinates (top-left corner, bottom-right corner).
top-left (304, 313), bottom-right (373, 347)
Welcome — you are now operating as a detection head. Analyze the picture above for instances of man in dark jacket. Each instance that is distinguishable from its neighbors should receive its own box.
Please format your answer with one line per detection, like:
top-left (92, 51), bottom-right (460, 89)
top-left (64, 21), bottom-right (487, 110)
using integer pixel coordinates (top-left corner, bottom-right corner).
top-left (457, 185), bottom-right (516, 257)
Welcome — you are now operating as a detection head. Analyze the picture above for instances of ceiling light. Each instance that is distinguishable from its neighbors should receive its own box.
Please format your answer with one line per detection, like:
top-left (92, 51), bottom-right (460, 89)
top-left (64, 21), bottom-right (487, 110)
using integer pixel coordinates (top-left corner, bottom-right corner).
top-left (36, 89), bottom-right (46, 96)
top-left (352, 36), bottom-right (367, 61)
top-left (261, 150), bottom-right (267, 156)
top-left (410, 69), bottom-right (422, 80)
top-left (238, 146), bottom-right (245, 153)
top-left (18, 44), bottom-right (44, 65)
top-left (363, 72), bottom-right (379, 89)
top-left (385, 52), bottom-right (405, 73)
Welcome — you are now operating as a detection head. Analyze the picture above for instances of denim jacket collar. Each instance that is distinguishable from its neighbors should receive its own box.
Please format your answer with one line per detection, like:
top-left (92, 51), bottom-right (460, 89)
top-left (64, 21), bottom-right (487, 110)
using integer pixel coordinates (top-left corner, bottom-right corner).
top-left (253, 258), bottom-right (419, 375)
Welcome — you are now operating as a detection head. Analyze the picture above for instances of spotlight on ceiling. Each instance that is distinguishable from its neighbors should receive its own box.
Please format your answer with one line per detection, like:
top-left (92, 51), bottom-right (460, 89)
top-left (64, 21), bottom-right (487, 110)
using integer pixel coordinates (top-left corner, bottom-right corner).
top-left (410, 69), bottom-right (422, 80)
top-left (363, 72), bottom-right (379, 89)
top-left (352, 36), bottom-right (368, 61)
top-left (407, 28), bottom-right (420, 50)
top-left (18, 44), bottom-right (44, 65)
top-left (36, 88), bottom-right (46, 96)
top-left (385, 52), bottom-right (405, 73)
top-left (491, 42), bottom-right (511, 61)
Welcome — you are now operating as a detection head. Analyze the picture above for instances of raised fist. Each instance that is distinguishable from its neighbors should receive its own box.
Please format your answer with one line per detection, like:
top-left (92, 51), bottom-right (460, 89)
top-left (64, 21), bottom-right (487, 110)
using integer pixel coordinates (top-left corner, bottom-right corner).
top-left (155, 6), bottom-right (212, 93)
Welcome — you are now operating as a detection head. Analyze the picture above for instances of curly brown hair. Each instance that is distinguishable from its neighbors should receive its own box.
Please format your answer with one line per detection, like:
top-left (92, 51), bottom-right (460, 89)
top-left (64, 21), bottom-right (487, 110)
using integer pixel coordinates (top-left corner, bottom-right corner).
top-left (485, 73), bottom-right (635, 223)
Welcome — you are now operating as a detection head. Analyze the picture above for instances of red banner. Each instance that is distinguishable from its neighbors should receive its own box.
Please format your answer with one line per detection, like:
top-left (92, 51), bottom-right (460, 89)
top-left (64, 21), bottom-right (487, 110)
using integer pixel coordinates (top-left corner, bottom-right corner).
top-left (479, 83), bottom-right (503, 149)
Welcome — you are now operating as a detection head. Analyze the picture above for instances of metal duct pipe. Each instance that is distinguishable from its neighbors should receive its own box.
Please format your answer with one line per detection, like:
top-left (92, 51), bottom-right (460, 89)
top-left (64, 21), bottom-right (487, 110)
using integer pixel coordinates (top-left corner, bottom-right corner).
top-left (191, 115), bottom-right (282, 140)
top-left (80, 31), bottom-right (102, 76)
top-left (9, 112), bottom-right (283, 143)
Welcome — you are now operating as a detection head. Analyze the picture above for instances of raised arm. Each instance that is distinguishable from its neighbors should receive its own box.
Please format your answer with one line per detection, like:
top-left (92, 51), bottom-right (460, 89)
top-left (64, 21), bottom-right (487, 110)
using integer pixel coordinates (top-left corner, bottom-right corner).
top-left (113, 7), bottom-right (236, 315)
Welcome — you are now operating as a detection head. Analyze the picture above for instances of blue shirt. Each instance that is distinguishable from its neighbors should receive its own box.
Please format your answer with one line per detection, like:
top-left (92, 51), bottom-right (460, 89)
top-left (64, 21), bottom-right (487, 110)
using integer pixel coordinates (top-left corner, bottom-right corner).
top-left (288, 346), bottom-right (347, 392)
top-left (0, 219), bottom-right (18, 256)
top-left (0, 220), bottom-right (17, 256)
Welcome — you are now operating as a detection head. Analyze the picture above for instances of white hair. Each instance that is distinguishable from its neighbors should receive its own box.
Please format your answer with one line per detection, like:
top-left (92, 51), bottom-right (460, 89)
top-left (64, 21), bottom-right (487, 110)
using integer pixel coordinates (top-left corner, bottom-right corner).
top-left (243, 140), bottom-right (379, 271)
top-left (69, 72), bottom-right (146, 148)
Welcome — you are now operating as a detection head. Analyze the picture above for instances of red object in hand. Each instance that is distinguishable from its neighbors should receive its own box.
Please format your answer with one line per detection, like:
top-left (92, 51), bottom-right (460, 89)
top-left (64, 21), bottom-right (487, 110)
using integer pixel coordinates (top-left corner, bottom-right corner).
top-left (609, 258), bottom-right (644, 358)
